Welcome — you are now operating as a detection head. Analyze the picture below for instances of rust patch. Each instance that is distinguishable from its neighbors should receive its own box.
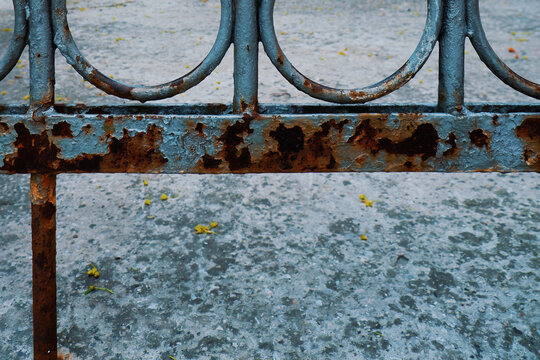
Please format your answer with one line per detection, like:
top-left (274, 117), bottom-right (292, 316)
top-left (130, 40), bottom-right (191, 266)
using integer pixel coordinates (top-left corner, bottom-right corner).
top-left (469, 129), bottom-right (490, 149)
top-left (516, 117), bottom-right (540, 169)
top-left (1, 123), bottom-right (168, 173)
top-left (88, 69), bottom-right (135, 99)
top-left (349, 90), bottom-right (367, 99)
top-left (51, 121), bottom-right (73, 138)
top-left (0, 122), bottom-right (9, 134)
top-left (443, 133), bottom-right (458, 157)
top-left (492, 115), bottom-right (499, 126)
top-left (276, 48), bottom-right (285, 66)
top-left (218, 117), bottom-right (254, 171)
top-left (195, 122), bottom-right (205, 135)
top-left (1, 123), bottom-right (60, 172)
top-left (202, 154), bottom-right (222, 169)
top-left (99, 116), bottom-right (115, 142)
top-left (347, 116), bottom-right (439, 161)
top-left (82, 124), bottom-right (93, 135)
top-left (303, 79), bottom-right (324, 94)
top-left (255, 119), bottom-right (349, 171)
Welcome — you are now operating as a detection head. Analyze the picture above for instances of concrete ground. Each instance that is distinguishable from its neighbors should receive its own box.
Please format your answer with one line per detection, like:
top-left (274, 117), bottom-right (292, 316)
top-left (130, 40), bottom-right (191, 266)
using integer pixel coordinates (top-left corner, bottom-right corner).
top-left (0, 0), bottom-right (539, 359)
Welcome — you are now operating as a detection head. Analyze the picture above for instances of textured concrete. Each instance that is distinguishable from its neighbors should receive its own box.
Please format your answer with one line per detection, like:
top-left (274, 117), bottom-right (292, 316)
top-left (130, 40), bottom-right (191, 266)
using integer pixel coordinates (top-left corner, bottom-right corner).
top-left (0, 0), bottom-right (539, 359)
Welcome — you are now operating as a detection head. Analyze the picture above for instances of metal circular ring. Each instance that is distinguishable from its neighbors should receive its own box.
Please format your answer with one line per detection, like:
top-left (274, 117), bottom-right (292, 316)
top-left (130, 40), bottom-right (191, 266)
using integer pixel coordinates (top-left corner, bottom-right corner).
top-left (0, 0), bottom-right (28, 81)
top-left (51, 0), bottom-right (233, 102)
top-left (467, 0), bottom-right (539, 99)
top-left (259, 0), bottom-right (443, 104)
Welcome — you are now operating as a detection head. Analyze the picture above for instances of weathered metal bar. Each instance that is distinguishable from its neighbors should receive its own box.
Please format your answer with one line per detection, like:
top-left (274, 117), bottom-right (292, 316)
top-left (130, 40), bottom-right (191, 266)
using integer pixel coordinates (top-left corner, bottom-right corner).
top-left (1, 105), bottom-right (538, 173)
top-left (30, 173), bottom-right (57, 360)
top-left (438, 0), bottom-right (466, 113)
top-left (233, 0), bottom-right (259, 113)
top-left (29, 0), bottom-right (54, 108)
top-left (28, 0), bottom-right (57, 358)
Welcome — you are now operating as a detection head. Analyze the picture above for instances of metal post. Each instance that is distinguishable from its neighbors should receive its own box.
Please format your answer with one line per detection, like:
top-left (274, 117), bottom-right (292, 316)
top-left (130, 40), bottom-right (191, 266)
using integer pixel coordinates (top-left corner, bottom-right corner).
top-left (28, 0), bottom-right (57, 359)
top-left (30, 173), bottom-right (57, 360)
top-left (438, 0), bottom-right (466, 113)
top-left (233, 0), bottom-right (259, 113)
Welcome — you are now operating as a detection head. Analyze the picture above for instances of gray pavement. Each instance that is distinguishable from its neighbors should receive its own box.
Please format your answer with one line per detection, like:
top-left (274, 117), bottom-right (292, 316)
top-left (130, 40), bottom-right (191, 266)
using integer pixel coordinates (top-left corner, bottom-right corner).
top-left (0, 0), bottom-right (539, 359)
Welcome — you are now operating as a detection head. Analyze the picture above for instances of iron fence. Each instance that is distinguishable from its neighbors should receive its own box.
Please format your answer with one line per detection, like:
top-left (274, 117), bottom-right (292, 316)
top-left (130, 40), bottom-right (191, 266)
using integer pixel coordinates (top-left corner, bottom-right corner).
top-left (0, 0), bottom-right (539, 358)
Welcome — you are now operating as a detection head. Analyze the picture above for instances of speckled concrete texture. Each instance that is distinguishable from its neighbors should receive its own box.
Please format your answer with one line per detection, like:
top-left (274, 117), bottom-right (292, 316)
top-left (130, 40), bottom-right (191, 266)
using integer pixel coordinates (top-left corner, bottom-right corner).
top-left (1, 0), bottom-right (539, 359)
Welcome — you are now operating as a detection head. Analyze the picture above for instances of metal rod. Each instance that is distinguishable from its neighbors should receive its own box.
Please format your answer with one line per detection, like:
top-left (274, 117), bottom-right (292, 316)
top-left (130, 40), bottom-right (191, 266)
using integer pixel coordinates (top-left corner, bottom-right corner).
top-left (30, 173), bottom-right (57, 360)
top-left (29, 0), bottom-right (57, 358)
top-left (233, 0), bottom-right (259, 113)
top-left (437, 0), bottom-right (466, 113)
top-left (29, 0), bottom-right (55, 109)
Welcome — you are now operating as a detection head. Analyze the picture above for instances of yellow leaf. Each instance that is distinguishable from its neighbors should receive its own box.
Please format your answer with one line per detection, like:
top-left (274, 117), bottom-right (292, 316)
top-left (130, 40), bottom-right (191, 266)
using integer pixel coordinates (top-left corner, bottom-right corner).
top-left (160, 194), bottom-right (168, 201)
top-left (143, 180), bottom-right (148, 186)
top-left (360, 235), bottom-right (368, 241)
top-left (359, 194), bottom-right (367, 201)
top-left (23, 94), bottom-right (30, 100)
top-left (145, 199), bottom-right (151, 206)
top-left (210, 222), bottom-right (218, 228)
top-left (365, 200), bottom-right (374, 207)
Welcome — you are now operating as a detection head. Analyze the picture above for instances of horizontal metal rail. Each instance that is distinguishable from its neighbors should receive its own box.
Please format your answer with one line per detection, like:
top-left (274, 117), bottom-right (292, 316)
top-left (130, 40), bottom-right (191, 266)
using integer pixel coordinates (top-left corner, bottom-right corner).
top-left (0, 0), bottom-right (538, 359)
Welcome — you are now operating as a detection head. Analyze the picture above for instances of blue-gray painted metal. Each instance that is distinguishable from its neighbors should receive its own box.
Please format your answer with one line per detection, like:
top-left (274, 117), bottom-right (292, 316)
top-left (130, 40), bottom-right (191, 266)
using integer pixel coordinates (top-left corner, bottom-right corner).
top-left (438, 0), bottom-right (466, 113)
top-left (51, 0), bottom-right (234, 101)
top-left (233, 0), bottom-right (259, 112)
top-left (29, 0), bottom-right (54, 108)
top-left (0, 105), bottom-right (538, 173)
top-left (259, 0), bottom-right (443, 104)
top-left (0, 0), bottom-right (28, 81)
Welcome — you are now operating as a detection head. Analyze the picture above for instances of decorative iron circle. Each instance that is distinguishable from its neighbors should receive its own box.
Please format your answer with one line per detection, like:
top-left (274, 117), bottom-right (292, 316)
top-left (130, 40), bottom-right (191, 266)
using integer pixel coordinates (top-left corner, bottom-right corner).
top-left (51, 0), bottom-right (233, 102)
top-left (259, 0), bottom-right (443, 104)
top-left (0, 0), bottom-right (28, 81)
top-left (467, 0), bottom-right (539, 99)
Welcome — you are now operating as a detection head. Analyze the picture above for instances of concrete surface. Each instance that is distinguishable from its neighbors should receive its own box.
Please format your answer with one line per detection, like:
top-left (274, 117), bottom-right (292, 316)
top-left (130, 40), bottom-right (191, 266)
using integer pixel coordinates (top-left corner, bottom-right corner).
top-left (0, 0), bottom-right (539, 359)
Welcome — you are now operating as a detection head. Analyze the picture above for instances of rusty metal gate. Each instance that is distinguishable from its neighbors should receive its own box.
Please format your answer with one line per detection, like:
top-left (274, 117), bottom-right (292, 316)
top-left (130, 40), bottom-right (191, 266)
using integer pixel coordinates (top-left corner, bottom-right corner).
top-left (0, 0), bottom-right (539, 358)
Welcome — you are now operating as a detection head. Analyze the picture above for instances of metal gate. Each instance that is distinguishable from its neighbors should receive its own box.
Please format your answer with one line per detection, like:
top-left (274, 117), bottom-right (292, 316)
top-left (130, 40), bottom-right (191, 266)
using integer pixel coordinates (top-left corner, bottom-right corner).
top-left (0, 0), bottom-right (539, 358)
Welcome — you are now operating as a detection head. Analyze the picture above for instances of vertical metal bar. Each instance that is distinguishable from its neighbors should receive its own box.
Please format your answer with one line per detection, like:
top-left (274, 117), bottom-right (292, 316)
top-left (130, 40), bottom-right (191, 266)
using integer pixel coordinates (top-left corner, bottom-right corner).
top-left (29, 0), bottom-right (55, 108)
top-left (30, 174), bottom-right (57, 360)
top-left (233, 0), bottom-right (259, 113)
top-left (437, 0), bottom-right (466, 113)
top-left (28, 0), bottom-right (56, 359)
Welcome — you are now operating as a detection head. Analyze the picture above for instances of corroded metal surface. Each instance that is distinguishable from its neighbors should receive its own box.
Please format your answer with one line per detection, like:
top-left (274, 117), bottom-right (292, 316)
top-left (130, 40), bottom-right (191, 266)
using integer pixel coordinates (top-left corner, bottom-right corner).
top-left (1, 105), bottom-right (539, 173)
top-left (30, 173), bottom-right (57, 360)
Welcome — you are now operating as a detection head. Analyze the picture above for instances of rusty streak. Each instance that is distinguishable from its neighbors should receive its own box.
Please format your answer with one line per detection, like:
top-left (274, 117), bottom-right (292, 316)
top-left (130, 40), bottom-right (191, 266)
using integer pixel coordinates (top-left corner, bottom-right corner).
top-left (30, 173), bottom-right (57, 360)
